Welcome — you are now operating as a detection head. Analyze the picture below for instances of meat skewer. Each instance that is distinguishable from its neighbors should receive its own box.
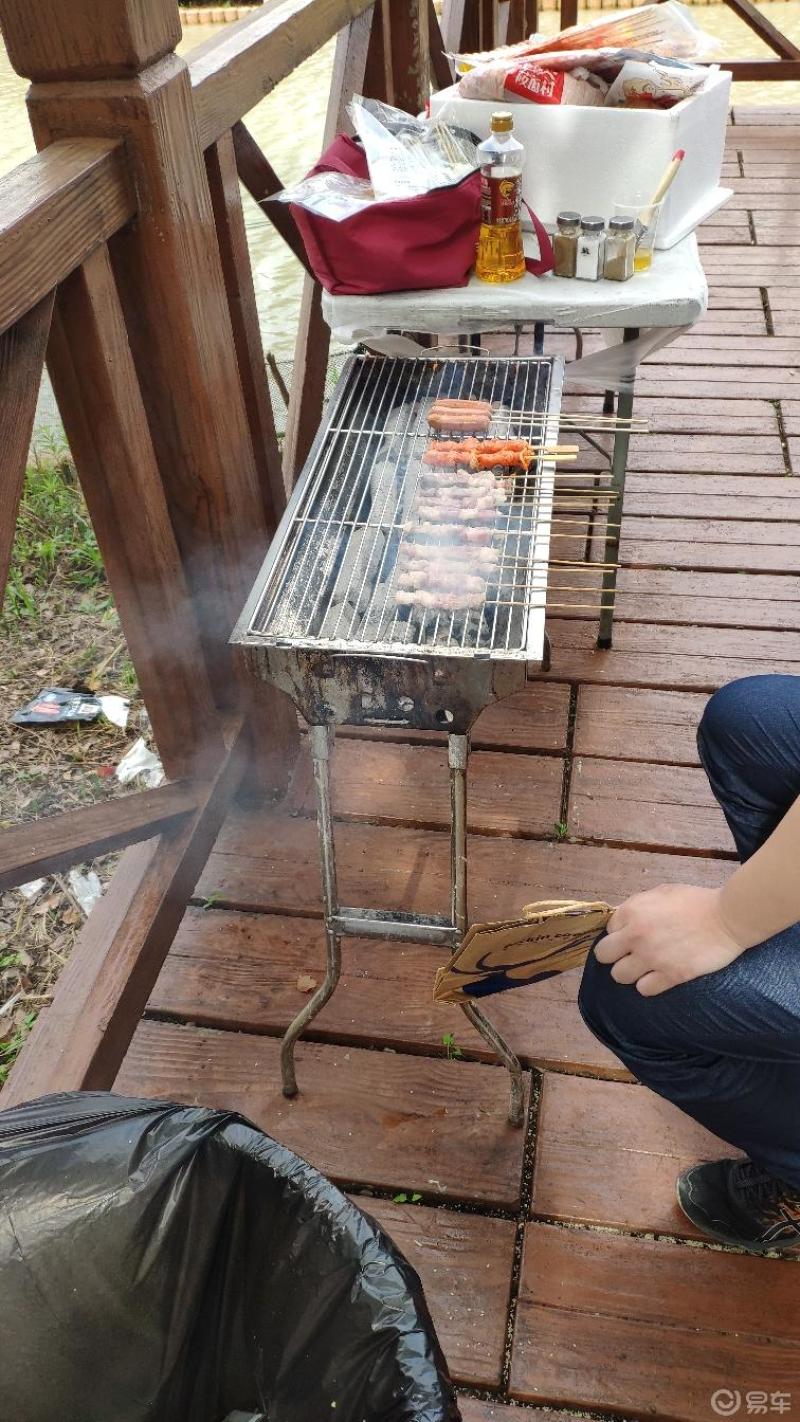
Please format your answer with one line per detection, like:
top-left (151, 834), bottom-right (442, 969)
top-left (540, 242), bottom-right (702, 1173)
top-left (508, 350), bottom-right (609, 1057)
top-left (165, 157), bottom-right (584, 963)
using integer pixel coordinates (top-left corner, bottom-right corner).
top-left (398, 543), bottom-right (499, 567)
top-left (395, 565), bottom-right (485, 588)
top-left (395, 588), bottom-right (485, 611)
top-left (404, 522), bottom-right (494, 544)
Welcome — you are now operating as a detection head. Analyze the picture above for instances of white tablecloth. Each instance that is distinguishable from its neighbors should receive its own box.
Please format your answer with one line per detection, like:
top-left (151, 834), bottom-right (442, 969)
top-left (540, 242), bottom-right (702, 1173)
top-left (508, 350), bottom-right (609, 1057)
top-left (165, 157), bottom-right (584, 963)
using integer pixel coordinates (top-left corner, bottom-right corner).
top-left (322, 234), bottom-right (707, 392)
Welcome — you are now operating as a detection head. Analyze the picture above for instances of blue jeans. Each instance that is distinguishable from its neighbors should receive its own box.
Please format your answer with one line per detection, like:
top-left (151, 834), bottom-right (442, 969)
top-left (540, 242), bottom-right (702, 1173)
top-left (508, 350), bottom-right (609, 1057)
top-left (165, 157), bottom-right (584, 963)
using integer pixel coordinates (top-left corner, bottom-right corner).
top-left (579, 675), bottom-right (800, 1189)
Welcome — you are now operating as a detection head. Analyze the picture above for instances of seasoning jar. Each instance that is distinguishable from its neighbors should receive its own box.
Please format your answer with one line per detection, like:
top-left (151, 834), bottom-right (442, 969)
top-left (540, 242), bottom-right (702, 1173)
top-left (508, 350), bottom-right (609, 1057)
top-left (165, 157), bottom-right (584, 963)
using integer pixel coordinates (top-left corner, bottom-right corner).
top-left (603, 215), bottom-right (636, 282)
top-left (553, 211), bottom-right (581, 278)
top-left (575, 216), bottom-right (605, 282)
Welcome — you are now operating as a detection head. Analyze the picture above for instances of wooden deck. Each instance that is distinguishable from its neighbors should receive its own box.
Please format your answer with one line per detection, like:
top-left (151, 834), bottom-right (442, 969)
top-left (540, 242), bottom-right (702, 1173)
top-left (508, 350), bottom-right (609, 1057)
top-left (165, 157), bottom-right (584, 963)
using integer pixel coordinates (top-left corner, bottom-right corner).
top-left (117, 110), bottom-right (800, 1421)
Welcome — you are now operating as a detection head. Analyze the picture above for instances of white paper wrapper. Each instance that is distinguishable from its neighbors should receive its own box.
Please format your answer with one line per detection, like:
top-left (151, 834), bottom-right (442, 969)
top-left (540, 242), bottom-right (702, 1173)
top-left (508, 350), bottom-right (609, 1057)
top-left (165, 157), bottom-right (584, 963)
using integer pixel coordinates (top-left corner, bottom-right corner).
top-left (116, 737), bottom-right (165, 789)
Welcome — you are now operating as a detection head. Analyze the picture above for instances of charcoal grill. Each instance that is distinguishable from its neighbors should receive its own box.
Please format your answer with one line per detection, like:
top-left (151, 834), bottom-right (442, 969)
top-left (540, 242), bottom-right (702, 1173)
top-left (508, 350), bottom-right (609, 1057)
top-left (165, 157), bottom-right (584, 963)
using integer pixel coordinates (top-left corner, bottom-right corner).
top-left (233, 353), bottom-right (564, 1126)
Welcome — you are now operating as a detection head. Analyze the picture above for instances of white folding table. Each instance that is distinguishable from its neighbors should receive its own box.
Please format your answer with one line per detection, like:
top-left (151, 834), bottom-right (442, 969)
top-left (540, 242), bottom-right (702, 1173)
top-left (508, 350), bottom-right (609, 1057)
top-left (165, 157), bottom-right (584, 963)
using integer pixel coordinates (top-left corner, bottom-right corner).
top-left (322, 235), bottom-right (708, 645)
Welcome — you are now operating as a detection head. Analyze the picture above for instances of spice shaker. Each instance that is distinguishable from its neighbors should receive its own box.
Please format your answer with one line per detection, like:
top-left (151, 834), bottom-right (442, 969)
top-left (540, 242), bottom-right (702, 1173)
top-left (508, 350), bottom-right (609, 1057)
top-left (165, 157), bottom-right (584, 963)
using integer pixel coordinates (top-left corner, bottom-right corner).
top-left (575, 216), bottom-right (605, 282)
top-left (553, 211), bottom-right (580, 278)
top-left (603, 215), bottom-right (636, 282)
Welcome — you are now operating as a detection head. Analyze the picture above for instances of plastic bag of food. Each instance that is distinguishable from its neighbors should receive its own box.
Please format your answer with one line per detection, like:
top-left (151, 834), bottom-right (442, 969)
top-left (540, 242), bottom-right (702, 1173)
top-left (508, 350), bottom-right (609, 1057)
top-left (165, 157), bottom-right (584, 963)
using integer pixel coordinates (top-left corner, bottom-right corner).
top-left (458, 57), bottom-right (607, 105)
top-left (273, 170), bottom-right (376, 221)
top-left (348, 96), bottom-right (478, 200)
top-left (605, 56), bottom-right (711, 108)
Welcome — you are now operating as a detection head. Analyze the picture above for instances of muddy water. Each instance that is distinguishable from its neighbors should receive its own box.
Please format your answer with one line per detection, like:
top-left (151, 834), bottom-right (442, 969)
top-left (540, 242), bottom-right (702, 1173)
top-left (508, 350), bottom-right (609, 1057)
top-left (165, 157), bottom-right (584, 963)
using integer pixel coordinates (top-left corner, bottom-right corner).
top-left (2, 5), bottom-right (800, 360)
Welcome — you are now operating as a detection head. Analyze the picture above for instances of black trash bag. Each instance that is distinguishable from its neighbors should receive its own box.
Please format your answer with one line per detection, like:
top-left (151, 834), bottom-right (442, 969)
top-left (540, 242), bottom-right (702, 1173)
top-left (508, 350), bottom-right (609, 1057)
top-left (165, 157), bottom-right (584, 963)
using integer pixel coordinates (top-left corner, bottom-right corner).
top-left (0, 1091), bottom-right (461, 1422)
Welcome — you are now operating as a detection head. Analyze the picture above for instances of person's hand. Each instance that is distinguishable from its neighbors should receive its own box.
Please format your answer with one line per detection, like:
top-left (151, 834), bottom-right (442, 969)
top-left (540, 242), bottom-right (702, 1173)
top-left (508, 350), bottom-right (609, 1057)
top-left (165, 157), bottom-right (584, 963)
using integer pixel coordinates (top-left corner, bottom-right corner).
top-left (594, 883), bottom-right (747, 997)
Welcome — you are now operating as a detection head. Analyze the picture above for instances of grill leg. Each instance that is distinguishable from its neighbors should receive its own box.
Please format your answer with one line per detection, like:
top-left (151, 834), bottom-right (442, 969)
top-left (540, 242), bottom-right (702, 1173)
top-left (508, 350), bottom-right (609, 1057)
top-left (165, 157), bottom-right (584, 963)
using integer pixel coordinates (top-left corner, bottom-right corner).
top-left (281, 723), bottom-right (342, 1098)
top-left (449, 734), bottom-right (525, 1128)
top-left (597, 326), bottom-right (638, 650)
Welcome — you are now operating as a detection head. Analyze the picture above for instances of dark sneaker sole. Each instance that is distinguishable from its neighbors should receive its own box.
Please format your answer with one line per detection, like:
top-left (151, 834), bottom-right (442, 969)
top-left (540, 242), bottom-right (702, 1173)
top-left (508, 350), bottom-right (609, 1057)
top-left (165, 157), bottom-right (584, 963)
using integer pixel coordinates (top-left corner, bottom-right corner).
top-left (675, 1178), bottom-right (800, 1257)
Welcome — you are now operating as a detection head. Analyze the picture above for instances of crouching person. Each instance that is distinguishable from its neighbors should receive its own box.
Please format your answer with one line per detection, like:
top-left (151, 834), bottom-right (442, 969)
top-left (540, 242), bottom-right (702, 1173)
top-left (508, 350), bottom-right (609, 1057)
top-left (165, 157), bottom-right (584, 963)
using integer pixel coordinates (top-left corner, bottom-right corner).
top-left (579, 675), bottom-right (800, 1255)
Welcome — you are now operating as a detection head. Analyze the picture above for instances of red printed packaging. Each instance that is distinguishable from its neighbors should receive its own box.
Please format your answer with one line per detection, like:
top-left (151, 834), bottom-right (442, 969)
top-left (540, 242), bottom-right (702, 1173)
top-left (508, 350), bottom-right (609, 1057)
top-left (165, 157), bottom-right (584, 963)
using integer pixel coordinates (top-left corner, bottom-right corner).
top-left (504, 63), bottom-right (566, 104)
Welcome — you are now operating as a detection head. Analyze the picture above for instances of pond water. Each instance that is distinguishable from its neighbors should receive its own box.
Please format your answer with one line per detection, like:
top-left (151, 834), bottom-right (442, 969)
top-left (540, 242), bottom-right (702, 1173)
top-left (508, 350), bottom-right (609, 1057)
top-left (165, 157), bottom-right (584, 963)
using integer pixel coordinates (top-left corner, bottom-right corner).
top-left (3, 4), bottom-right (800, 360)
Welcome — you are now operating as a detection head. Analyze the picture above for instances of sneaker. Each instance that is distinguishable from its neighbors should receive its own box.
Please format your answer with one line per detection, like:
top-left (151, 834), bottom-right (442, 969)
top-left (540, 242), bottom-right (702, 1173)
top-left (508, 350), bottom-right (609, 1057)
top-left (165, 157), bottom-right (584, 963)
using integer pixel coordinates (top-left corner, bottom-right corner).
top-left (677, 1158), bottom-right (800, 1256)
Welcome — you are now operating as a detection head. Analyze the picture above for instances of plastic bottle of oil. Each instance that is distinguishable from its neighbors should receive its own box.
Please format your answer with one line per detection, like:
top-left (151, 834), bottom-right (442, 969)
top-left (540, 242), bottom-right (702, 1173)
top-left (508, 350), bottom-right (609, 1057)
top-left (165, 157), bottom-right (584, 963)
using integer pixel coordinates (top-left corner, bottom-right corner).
top-left (475, 112), bottom-right (526, 284)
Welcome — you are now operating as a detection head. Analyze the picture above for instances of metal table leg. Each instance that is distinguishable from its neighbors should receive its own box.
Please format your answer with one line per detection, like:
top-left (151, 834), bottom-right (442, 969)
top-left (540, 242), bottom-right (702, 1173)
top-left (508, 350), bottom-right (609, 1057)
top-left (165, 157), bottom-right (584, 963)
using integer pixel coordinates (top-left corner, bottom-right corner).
top-left (597, 326), bottom-right (638, 650)
top-left (449, 734), bottom-right (525, 1128)
top-left (281, 723), bottom-right (342, 1097)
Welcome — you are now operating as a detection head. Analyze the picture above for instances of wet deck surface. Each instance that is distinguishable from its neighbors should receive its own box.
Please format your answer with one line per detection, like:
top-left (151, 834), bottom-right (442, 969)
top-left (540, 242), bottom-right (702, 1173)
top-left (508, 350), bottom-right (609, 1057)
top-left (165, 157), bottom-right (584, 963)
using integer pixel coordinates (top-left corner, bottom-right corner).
top-left (117, 110), bottom-right (800, 1420)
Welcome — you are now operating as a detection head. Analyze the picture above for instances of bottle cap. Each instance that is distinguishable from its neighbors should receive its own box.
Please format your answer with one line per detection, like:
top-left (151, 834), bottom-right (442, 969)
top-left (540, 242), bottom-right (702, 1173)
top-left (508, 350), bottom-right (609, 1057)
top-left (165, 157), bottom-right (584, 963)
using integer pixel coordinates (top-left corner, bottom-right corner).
top-left (608, 216), bottom-right (635, 232)
top-left (556, 211), bottom-right (581, 227)
top-left (490, 112), bottom-right (514, 132)
top-left (580, 215), bottom-right (605, 232)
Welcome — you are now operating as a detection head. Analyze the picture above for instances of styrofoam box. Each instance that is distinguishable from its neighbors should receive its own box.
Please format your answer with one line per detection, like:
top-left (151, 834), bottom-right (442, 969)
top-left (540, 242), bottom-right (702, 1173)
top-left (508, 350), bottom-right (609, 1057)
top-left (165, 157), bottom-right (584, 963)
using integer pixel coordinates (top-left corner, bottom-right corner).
top-left (430, 68), bottom-right (731, 249)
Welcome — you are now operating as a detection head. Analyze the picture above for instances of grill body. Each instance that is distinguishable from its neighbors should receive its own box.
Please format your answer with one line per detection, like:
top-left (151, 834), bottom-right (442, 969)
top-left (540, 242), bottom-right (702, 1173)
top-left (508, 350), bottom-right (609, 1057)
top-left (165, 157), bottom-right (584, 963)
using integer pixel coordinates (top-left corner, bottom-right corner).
top-left (233, 353), bottom-right (564, 730)
top-left (232, 352), bottom-right (564, 1125)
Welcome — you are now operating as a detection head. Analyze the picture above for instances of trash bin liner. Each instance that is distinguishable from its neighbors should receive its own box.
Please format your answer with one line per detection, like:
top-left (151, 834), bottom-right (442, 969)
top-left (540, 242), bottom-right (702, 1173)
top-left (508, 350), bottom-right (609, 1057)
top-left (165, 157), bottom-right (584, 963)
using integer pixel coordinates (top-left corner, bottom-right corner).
top-left (0, 1091), bottom-right (461, 1422)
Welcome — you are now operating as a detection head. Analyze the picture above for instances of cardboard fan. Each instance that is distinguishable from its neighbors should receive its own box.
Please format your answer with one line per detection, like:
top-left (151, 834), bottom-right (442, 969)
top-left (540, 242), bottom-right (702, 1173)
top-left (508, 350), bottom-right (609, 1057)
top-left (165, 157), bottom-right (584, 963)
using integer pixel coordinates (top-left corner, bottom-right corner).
top-left (433, 899), bottom-right (612, 1004)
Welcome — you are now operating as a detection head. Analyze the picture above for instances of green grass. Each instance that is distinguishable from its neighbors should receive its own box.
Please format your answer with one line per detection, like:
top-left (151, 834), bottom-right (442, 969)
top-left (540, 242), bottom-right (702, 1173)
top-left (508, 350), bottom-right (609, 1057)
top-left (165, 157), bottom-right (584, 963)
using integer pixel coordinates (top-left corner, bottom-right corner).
top-left (442, 1031), bottom-right (463, 1061)
top-left (0, 1012), bottom-right (36, 1087)
top-left (5, 445), bottom-right (105, 620)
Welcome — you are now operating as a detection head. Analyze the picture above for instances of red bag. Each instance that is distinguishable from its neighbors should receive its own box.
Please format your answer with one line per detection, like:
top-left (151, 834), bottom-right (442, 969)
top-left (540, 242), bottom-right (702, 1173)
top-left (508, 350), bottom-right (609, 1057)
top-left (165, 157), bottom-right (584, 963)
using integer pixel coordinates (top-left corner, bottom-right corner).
top-left (290, 134), bottom-right (553, 296)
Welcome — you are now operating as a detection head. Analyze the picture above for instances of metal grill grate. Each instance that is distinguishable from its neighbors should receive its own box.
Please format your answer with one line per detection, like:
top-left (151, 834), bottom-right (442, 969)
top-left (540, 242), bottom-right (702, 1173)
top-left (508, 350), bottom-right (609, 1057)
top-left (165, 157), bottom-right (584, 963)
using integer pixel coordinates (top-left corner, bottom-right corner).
top-left (246, 353), bottom-right (562, 661)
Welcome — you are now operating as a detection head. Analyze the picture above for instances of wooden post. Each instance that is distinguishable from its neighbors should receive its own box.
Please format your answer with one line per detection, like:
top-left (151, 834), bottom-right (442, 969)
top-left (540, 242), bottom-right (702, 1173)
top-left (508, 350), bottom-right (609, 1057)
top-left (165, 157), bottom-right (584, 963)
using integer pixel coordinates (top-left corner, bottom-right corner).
top-left (282, 6), bottom-right (375, 488)
top-left (0, 0), bottom-right (299, 775)
top-left (0, 295), bottom-right (53, 605)
top-left (1, 0), bottom-right (270, 692)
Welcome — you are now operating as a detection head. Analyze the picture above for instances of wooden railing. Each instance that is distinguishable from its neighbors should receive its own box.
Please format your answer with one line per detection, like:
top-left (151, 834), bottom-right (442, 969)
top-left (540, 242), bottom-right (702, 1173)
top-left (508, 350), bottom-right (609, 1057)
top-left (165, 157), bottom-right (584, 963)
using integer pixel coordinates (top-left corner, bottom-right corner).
top-left (0, 0), bottom-right (798, 1103)
top-left (0, 0), bottom-right (435, 1103)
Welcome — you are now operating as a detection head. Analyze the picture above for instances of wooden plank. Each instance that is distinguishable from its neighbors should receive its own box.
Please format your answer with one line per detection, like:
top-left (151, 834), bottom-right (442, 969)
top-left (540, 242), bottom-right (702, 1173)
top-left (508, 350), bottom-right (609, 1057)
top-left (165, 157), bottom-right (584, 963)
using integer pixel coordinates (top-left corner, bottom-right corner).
top-left (568, 757), bottom-right (733, 855)
top-left (47, 245), bottom-right (224, 779)
top-left (622, 474), bottom-right (799, 516)
top-left (614, 566), bottom-right (800, 608)
top-left (365, 1200), bottom-right (515, 1387)
top-left (619, 536), bottom-right (800, 575)
top-left (116, 1019), bottom-right (531, 1208)
top-left (231, 120), bottom-right (312, 276)
top-left (717, 0), bottom-right (800, 61)
top-left (531, 1073), bottom-right (736, 1240)
top-left (459, 1405), bottom-right (583, 1422)
top-left (620, 515), bottom-right (800, 548)
top-left (149, 908), bottom-right (627, 1078)
top-left (0, 781), bottom-right (198, 892)
top-left (386, 0), bottom-right (429, 113)
top-left (28, 57), bottom-right (276, 693)
top-left (189, 0), bottom-right (377, 150)
top-left (465, 682), bottom-right (569, 751)
top-left (428, 0), bottom-right (454, 92)
top-left (574, 688), bottom-right (707, 766)
top-left (0, 295), bottom-right (53, 605)
top-left (607, 590), bottom-right (800, 634)
top-left (0, 0), bottom-right (181, 80)
top-left (573, 445), bottom-right (786, 476)
top-left (0, 139), bottom-right (134, 336)
top-left (282, 9), bottom-right (373, 486)
top-left (205, 128), bottom-right (285, 529)
top-left (545, 619), bottom-right (800, 691)
top-left (197, 804), bottom-right (730, 921)
top-left (511, 1224), bottom-right (800, 1419)
top-left (2, 720), bottom-right (248, 1107)
top-left (610, 517), bottom-right (800, 575)
top-left (645, 340), bottom-right (800, 369)
top-left (287, 739), bottom-right (565, 837)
